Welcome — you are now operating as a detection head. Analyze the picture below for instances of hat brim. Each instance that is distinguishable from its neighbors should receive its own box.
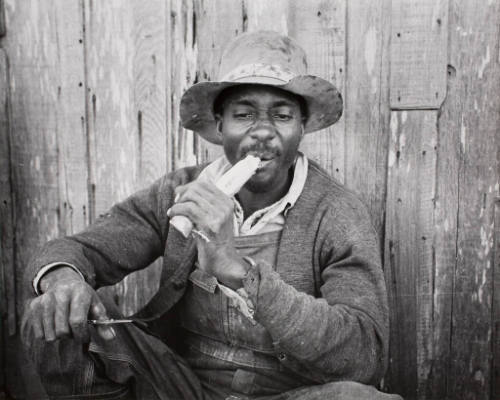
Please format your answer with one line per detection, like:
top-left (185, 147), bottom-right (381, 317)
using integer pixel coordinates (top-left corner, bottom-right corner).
top-left (180, 76), bottom-right (343, 145)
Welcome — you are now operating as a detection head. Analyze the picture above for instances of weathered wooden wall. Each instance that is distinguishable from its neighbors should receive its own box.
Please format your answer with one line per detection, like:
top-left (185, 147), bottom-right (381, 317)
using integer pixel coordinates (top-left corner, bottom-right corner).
top-left (0, 1), bottom-right (498, 399)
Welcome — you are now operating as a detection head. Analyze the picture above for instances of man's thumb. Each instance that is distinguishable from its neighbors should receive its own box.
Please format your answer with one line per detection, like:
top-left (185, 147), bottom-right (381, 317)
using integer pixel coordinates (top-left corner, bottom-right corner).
top-left (90, 297), bottom-right (116, 341)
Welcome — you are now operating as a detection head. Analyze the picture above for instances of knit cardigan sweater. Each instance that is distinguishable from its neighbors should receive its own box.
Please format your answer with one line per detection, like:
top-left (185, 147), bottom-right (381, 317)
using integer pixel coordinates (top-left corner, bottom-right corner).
top-left (25, 160), bottom-right (389, 386)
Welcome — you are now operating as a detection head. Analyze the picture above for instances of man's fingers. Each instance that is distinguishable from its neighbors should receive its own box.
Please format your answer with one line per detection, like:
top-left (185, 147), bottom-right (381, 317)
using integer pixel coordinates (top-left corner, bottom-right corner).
top-left (41, 295), bottom-right (56, 341)
top-left (169, 202), bottom-right (219, 235)
top-left (31, 313), bottom-right (45, 341)
top-left (54, 294), bottom-right (71, 338)
top-left (174, 181), bottom-right (229, 205)
top-left (88, 294), bottom-right (108, 320)
top-left (168, 201), bottom-right (200, 223)
top-left (89, 295), bottom-right (115, 341)
top-left (174, 187), bottom-right (218, 213)
top-left (173, 193), bottom-right (218, 220)
top-left (22, 299), bottom-right (44, 341)
top-left (69, 290), bottom-right (92, 342)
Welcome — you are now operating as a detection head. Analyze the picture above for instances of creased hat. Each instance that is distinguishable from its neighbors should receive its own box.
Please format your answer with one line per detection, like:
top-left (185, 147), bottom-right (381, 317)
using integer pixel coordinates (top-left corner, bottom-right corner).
top-left (180, 30), bottom-right (343, 145)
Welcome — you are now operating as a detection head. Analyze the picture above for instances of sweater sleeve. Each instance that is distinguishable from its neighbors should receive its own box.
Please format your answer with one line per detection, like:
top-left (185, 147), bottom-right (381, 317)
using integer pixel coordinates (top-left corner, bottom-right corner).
top-left (23, 172), bottom-right (177, 295)
top-left (242, 199), bottom-right (389, 385)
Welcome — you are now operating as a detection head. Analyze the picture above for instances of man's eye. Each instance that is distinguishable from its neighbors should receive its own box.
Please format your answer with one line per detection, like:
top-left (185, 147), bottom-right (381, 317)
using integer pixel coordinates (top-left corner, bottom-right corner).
top-left (273, 113), bottom-right (293, 121)
top-left (234, 113), bottom-right (254, 120)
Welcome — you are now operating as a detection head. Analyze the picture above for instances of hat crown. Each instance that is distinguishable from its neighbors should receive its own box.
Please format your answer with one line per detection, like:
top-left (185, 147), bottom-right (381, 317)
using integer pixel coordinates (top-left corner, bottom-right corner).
top-left (217, 31), bottom-right (308, 81)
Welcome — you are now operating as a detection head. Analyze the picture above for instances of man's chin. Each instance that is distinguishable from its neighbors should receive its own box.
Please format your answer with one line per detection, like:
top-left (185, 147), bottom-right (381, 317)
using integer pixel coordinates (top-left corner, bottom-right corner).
top-left (243, 174), bottom-right (275, 193)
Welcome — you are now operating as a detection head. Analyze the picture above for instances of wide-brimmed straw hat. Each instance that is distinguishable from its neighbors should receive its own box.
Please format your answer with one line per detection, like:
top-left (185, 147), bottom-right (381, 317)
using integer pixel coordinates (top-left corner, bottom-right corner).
top-left (180, 30), bottom-right (343, 145)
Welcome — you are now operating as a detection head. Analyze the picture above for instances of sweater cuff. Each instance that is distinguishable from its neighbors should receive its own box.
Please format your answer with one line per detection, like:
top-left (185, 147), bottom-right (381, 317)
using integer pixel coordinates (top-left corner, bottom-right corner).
top-left (242, 264), bottom-right (259, 298)
top-left (241, 256), bottom-right (276, 316)
top-left (33, 262), bottom-right (85, 295)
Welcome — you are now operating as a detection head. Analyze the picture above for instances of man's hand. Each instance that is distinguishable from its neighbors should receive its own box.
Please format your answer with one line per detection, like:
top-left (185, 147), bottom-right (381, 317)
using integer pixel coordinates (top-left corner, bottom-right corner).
top-left (168, 181), bottom-right (249, 289)
top-left (21, 267), bottom-right (115, 343)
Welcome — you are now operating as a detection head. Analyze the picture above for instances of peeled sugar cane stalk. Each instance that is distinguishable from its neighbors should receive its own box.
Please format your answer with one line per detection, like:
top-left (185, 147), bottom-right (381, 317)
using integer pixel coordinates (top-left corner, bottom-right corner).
top-left (170, 155), bottom-right (263, 238)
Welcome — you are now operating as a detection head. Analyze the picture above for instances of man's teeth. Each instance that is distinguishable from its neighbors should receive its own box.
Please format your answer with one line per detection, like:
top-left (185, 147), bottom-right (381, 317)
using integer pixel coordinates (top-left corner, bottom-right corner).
top-left (258, 159), bottom-right (273, 168)
top-left (249, 153), bottom-right (274, 160)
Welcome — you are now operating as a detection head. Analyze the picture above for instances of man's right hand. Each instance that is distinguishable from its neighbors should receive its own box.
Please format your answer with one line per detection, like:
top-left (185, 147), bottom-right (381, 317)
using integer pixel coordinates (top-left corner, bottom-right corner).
top-left (22, 267), bottom-right (116, 343)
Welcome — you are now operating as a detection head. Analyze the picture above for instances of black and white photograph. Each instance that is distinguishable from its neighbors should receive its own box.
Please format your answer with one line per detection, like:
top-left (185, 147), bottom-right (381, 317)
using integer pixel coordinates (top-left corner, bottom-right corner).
top-left (0, 1), bottom-right (498, 399)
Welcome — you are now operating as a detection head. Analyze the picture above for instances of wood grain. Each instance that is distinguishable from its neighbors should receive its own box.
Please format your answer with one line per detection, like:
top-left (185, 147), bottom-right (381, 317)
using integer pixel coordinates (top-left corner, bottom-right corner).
top-left (0, 49), bottom-right (15, 336)
top-left (0, 49), bottom-right (13, 400)
top-left (0, 0), bottom-right (5, 37)
top-left (424, 61), bottom-right (459, 400)
top-left (343, 0), bottom-right (391, 241)
top-left (195, 0), bottom-right (243, 164)
top-left (1, 0), bottom-right (87, 396)
top-left (443, 1), bottom-right (500, 398)
top-left (384, 110), bottom-right (438, 399)
top-left (244, 0), bottom-right (289, 34)
top-left (167, 0), bottom-right (199, 170)
top-left (83, 0), bottom-right (139, 220)
top-left (52, 4), bottom-right (89, 238)
top-left (287, 0), bottom-right (346, 182)
top-left (390, 0), bottom-right (448, 109)
top-left (131, 0), bottom-right (168, 184)
top-left (83, 0), bottom-right (165, 315)
top-left (493, 197), bottom-right (500, 400)
top-left (2, 0), bottom-right (88, 309)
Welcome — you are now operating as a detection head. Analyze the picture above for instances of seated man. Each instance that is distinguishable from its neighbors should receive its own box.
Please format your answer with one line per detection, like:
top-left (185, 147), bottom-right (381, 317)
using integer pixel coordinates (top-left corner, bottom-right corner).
top-left (22, 31), bottom-right (402, 400)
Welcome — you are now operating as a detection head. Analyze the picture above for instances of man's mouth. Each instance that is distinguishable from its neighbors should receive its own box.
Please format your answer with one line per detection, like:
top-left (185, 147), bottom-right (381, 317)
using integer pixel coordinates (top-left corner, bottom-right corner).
top-left (244, 151), bottom-right (277, 173)
top-left (245, 151), bottom-right (278, 161)
top-left (257, 159), bottom-right (273, 169)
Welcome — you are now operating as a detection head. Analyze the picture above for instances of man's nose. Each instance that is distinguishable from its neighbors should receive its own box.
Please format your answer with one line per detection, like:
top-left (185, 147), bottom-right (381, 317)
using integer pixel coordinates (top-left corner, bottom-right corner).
top-left (249, 115), bottom-right (276, 141)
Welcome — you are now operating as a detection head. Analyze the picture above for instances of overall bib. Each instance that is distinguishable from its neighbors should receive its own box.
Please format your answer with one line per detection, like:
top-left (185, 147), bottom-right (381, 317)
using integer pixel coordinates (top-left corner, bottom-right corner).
top-left (177, 231), bottom-right (312, 398)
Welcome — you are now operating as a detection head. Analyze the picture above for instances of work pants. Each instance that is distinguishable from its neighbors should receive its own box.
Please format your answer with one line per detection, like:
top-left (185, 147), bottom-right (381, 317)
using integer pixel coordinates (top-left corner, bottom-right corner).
top-left (23, 293), bottom-right (402, 400)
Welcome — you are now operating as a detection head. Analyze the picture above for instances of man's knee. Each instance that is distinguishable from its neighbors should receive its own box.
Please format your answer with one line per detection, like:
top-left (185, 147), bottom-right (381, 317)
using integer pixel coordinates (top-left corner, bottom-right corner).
top-left (22, 331), bottom-right (132, 399)
top-left (22, 323), bottom-right (73, 370)
top-left (23, 332), bottom-right (86, 379)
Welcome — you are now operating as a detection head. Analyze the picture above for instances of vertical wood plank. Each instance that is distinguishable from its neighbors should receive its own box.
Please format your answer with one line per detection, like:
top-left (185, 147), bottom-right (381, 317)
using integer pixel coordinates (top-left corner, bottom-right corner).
top-left (195, 0), bottom-right (243, 163)
top-left (244, 0), bottom-right (289, 34)
top-left (165, 0), bottom-right (173, 171)
top-left (493, 197), bottom-right (500, 400)
top-left (3, 0), bottom-right (87, 293)
top-left (131, 1), bottom-right (168, 185)
top-left (53, 4), bottom-right (89, 238)
top-left (168, 0), bottom-right (198, 169)
top-left (3, 0), bottom-right (88, 303)
top-left (2, 0), bottom-right (87, 396)
top-left (344, 0), bottom-right (391, 239)
top-left (384, 111), bottom-right (438, 399)
top-left (413, 115), bottom-right (439, 400)
top-left (0, 321), bottom-right (2, 391)
top-left (287, 0), bottom-right (346, 182)
top-left (0, 47), bottom-right (13, 395)
top-left (84, 1), bottom-right (138, 219)
top-left (424, 67), bottom-right (459, 400)
top-left (390, 0), bottom-right (448, 109)
top-left (83, 0), bottom-right (166, 315)
top-left (0, 0), bottom-right (5, 37)
top-left (0, 49), bottom-right (15, 335)
top-left (443, 1), bottom-right (500, 398)
top-left (384, 3), bottom-right (450, 399)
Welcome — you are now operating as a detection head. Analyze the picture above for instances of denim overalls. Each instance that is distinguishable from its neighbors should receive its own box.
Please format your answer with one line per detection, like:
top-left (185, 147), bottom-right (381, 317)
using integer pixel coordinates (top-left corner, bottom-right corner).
top-left (177, 230), bottom-right (312, 397)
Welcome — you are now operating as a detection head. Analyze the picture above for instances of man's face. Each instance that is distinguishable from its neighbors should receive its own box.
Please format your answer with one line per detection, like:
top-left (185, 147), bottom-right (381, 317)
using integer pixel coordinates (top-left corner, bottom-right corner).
top-left (215, 85), bottom-right (305, 193)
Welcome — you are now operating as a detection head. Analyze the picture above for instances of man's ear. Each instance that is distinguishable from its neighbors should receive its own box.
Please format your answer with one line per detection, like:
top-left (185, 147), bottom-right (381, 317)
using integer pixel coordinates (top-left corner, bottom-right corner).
top-left (300, 123), bottom-right (305, 140)
top-left (214, 115), bottom-right (223, 137)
